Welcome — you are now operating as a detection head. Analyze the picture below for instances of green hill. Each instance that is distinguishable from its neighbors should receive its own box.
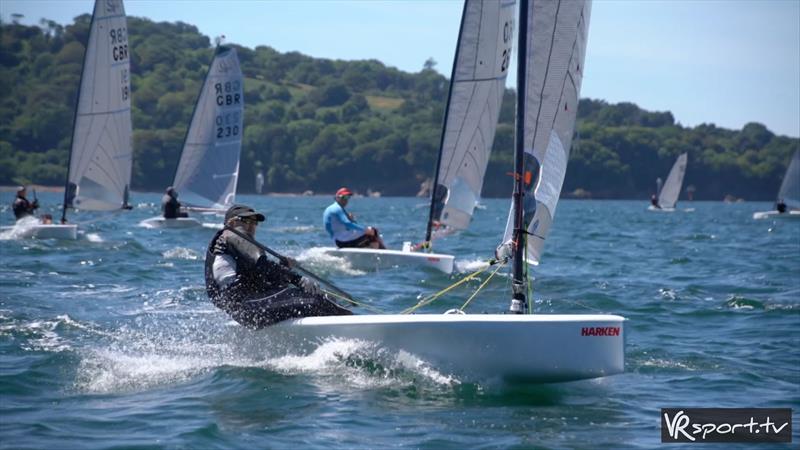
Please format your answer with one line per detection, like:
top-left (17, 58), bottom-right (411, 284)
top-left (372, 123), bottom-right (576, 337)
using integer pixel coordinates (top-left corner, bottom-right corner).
top-left (1, 15), bottom-right (797, 200)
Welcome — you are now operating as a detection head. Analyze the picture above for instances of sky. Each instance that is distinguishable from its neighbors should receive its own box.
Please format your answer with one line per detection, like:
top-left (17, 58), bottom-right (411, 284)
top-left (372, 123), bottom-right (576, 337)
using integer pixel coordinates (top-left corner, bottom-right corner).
top-left (2, 0), bottom-right (799, 137)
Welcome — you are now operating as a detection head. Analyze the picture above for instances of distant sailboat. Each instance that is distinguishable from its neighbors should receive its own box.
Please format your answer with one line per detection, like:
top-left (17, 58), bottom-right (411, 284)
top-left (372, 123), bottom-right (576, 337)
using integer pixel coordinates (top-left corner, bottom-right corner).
top-left (753, 150), bottom-right (800, 219)
top-left (265, 0), bottom-right (624, 383)
top-left (142, 44), bottom-right (244, 228)
top-left (2, 0), bottom-right (132, 240)
top-left (322, 0), bottom-right (515, 273)
top-left (649, 153), bottom-right (687, 212)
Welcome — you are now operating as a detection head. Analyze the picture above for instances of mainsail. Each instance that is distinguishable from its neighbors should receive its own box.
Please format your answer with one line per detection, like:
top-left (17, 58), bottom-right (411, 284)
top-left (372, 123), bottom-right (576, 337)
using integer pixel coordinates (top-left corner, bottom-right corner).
top-left (657, 153), bottom-right (687, 209)
top-left (426, 0), bottom-right (516, 241)
top-left (500, 0), bottom-right (592, 266)
top-left (63, 0), bottom-right (132, 216)
top-left (777, 150), bottom-right (800, 210)
top-left (172, 46), bottom-right (244, 210)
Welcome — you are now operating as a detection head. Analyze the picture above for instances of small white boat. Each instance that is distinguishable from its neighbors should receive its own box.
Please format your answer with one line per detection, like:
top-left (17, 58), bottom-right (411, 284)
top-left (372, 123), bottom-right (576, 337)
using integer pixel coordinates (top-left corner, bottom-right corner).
top-left (139, 217), bottom-right (203, 229)
top-left (753, 150), bottom-right (799, 219)
top-left (321, 0), bottom-right (514, 274)
top-left (143, 43), bottom-right (244, 226)
top-left (265, 313), bottom-right (625, 382)
top-left (322, 247), bottom-right (455, 273)
top-left (648, 153), bottom-right (688, 212)
top-left (264, 0), bottom-right (622, 384)
top-left (0, 223), bottom-right (77, 240)
top-left (58, 0), bottom-right (134, 232)
top-left (753, 210), bottom-right (800, 220)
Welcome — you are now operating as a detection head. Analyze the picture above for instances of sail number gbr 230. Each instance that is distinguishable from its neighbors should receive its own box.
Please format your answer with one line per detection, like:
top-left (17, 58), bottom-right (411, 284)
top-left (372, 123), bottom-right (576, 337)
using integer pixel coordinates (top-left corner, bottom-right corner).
top-left (214, 81), bottom-right (242, 140)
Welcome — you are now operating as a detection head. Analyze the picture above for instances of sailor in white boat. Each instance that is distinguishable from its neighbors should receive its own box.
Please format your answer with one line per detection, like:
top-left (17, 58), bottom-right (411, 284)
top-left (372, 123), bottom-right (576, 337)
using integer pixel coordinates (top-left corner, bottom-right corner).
top-left (12, 186), bottom-right (39, 220)
top-left (161, 186), bottom-right (189, 219)
top-left (322, 187), bottom-right (386, 249)
top-left (205, 204), bottom-right (352, 328)
top-left (650, 194), bottom-right (661, 209)
top-left (776, 199), bottom-right (787, 213)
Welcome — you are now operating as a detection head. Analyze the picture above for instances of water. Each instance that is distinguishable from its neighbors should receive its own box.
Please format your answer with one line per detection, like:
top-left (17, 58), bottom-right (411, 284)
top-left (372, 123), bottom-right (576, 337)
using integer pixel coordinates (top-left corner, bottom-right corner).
top-left (1, 192), bottom-right (798, 448)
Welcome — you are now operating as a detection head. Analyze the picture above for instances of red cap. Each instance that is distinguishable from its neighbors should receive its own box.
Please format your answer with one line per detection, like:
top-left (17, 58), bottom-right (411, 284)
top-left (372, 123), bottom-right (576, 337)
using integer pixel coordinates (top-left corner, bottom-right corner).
top-left (335, 187), bottom-right (353, 197)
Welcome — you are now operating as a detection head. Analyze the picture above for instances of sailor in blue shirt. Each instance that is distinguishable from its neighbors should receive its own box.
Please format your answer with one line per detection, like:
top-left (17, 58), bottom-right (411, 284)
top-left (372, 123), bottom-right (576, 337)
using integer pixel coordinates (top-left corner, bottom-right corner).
top-left (323, 187), bottom-right (386, 249)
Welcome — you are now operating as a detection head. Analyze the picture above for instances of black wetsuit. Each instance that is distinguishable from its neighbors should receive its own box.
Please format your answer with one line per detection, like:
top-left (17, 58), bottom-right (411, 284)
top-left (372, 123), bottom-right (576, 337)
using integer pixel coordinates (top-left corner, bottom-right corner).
top-left (162, 194), bottom-right (188, 219)
top-left (12, 196), bottom-right (38, 220)
top-left (205, 228), bottom-right (351, 329)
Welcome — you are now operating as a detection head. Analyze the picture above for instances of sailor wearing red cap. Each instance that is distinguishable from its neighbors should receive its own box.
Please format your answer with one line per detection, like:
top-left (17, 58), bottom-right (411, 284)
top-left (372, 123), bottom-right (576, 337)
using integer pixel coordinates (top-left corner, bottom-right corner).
top-left (322, 187), bottom-right (385, 249)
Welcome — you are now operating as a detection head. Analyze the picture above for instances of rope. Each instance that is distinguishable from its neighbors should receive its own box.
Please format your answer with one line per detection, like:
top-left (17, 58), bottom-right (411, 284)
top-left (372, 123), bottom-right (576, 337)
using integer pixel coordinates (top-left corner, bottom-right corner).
top-left (458, 260), bottom-right (507, 311)
top-left (322, 289), bottom-right (385, 314)
top-left (400, 260), bottom-right (497, 315)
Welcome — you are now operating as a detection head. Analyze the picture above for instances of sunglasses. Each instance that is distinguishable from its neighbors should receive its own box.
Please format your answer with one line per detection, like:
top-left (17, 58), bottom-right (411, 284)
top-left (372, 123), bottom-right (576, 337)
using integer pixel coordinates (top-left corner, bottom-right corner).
top-left (239, 217), bottom-right (260, 225)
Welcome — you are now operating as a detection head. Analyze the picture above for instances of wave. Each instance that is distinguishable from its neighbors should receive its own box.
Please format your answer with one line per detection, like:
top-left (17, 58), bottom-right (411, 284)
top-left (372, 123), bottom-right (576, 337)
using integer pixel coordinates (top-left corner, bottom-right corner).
top-left (162, 247), bottom-right (200, 260)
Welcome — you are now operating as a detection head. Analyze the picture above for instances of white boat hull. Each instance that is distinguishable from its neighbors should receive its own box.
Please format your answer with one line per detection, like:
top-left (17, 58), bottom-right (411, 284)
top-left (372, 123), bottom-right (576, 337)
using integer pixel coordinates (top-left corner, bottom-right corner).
top-left (0, 224), bottom-right (77, 240)
top-left (265, 314), bottom-right (625, 382)
top-left (647, 205), bottom-right (675, 212)
top-left (322, 247), bottom-right (455, 274)
top-left (753, 210), bottom-right (800, 220)
top-left (139, 216), bottom-right (203, 229)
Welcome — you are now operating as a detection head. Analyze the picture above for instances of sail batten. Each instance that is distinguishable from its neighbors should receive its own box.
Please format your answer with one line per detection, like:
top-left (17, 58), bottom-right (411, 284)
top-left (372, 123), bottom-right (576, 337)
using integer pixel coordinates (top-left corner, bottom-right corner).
top-left (64, 0), bottom-right (132, 213)
top-left (172, 46), bottom-right (244, 210)
top-left (427, 0), bottom-right (516, 240)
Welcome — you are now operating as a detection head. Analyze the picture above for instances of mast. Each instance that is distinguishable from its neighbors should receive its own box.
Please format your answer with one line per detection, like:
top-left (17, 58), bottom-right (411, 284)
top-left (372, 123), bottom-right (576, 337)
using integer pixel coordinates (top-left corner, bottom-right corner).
top-left (509, 0), bottom-right (529, 314)
top-left (424, 0), bottom-right (469, 246)
top-left (61, 2), bottom-right (97, 224)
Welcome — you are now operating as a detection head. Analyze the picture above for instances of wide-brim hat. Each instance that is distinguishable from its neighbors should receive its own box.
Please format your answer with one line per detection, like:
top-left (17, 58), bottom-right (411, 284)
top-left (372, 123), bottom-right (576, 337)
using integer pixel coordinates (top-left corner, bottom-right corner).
top-left (225, 204), bottom-right (266, 223)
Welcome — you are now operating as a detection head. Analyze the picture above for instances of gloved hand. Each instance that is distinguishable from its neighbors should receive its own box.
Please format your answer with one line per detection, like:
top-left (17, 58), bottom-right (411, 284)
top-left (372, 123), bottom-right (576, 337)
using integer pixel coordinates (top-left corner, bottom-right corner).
top-left (299, 277), bottom-right (321, 296)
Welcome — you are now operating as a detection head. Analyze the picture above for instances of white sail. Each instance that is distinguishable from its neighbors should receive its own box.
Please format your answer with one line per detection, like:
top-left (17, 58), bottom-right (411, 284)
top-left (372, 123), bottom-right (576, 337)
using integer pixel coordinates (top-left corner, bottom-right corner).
top-left (777, 150), bottom-right (800, 210)
top-left (657, 153), bottom-right (687, 209)
top-left (500, 0), bottom-right (592, 265)
top-left (429, 0), bottom-right (516, 234)
top-left (66, 0), bottom-right (132, 211)
top-left (173, 47), bottom-right (244, 210)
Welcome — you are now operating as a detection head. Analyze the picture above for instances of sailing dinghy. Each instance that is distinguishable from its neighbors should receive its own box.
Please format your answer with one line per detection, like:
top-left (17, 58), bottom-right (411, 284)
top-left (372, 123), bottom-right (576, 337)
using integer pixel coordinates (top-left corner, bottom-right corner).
top-left (141, 45), bottom-right (244, 229)
top-left (648, 153), bottom-right (687, 212)
top-left (753, 150), bottom-right (800, 219)
top-left (265, 0), bottom-right (624, 383)
top-left (323, 0), bottom-right (515, 273)
top-left (1, 0), bottom-right (132, 240)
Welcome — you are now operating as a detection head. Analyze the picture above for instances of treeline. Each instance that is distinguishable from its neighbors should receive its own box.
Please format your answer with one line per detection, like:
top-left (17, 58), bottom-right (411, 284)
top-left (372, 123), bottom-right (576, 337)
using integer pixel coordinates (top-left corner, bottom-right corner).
top-left (1, 16), bottom-right (797, 200)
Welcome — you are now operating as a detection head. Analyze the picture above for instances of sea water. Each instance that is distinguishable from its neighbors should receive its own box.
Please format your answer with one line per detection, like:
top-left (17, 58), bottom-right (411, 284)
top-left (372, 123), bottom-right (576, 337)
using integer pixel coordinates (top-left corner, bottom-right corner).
top-left (1, 192), bottom-right (798, 448)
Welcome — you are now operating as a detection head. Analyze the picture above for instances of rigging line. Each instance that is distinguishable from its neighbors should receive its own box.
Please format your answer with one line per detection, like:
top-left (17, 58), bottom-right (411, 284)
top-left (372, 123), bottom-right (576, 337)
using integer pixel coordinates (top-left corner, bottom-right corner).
top-left (459, 259), bottom-right (507, 311)
top-left (322, 289), bottom-right (385, 314)
top-left (400, 260), bottom-right (496, 314)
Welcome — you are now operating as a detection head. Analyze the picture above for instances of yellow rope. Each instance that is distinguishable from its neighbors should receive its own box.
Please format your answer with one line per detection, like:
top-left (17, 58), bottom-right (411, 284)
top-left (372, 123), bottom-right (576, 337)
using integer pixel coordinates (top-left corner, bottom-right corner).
top-left (458, 259), bottom-right (507, 311)
top-left (400, 261), bottom-right (496, 314)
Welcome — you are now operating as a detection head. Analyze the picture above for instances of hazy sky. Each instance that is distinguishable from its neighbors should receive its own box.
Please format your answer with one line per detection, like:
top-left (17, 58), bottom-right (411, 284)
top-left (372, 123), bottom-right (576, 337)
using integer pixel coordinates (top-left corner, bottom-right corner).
top-left (2, 0), bottom-right (799, 137)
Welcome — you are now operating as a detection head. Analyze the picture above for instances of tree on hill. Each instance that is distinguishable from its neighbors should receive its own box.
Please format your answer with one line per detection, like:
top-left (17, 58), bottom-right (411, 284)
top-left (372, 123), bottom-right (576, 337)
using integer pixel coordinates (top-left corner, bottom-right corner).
top-left (0, 17), bottom-right (796, 200)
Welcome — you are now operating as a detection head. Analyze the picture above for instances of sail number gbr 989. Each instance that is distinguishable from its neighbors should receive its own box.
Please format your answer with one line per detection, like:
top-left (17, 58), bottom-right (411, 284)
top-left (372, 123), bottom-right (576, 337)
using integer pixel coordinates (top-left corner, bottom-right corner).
top-left (110, 27), bottom-right (128, 62)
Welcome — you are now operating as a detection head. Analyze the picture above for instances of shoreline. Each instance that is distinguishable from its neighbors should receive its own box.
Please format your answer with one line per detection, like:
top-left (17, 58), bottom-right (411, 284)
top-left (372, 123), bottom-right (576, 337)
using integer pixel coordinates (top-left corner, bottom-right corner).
top-left (0, 185), bottom-right (756, 202)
